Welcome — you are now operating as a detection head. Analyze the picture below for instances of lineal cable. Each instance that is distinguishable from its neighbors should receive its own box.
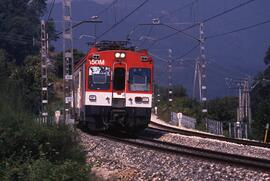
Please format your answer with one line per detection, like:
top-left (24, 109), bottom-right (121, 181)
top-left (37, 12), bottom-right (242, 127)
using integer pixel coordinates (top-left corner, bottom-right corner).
top-left (47, 0), bottom-right (56, 21)
top-left (203, 0), bottom-right (256, 23)
top-left (0, 36), bottom-right (29, 45)
top-left (152, 0), bottom-right (257, 46)
top-left (55, 20), bottom-right (102, 37)
top-left (97, 0), bottom-right (119, 17)
top-left (158, 0), bottom-right (199, 20)
top-left (146, 23), bottom-right (200, 50)
top-left (134, 1), bottom-right (199, 49)
top-left (148, 52), bottom-right (168, 63)
top-left (208, 61), bottom-right (246, 77)
top-left (149, 43), bottom-right (199, 63)
top-left (174, 43), bottom-right (200, 61)
top-left (206, 19), bottom-right (270, 39)
top-left (137, 25), bottom-right (154, 47)
top-left (0, 32), bottom-right (34, 41)
top-left (0, 33), bottom-right (35, 44)
top-left (96, 0), bottom-right (150, 41)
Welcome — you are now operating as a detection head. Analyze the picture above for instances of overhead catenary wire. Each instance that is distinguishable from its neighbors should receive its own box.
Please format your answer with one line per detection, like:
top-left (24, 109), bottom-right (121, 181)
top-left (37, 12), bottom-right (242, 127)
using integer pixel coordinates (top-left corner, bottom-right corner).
top-left (0, 33), bottom-right (35, 45)
top-left (137, 0), bottom-right (199, 49)
top-left (0, 36), bottom-right (28, 45)
top-left (0, 32), bottom-right (34, 41)
top-left (208, 61), bottom-right (244, 76)
top-left (206, 19), bottom-right (270, 39)
top-left (47, 0), bottom-right (56, 21)
top-left (55, 19), bottom-right (102, 37)
top-left (151, 0), bottom-right (257, 46)
top-left (174, 43), bottom-right (200, 61)
top-left (203, 0), bottom-right (256, 23)
top-left (136, 23), bottom-right (199, 50)
top-left (146, 22), bottom-right (200, 50)
top-left (158, 0), bottom-right (199, 20)
top-left (149, 43), bottom-right (199, 64)
top-left (148, 52), bottom-right (168, 63)
top-left (137, 25), bottom-right (154, 47)
top-left (96, 0), bottom-right (150, 41)
top-left (96, 0), bottom-right (119, 17)
top-left (160, 23), bottom-right (200, 42)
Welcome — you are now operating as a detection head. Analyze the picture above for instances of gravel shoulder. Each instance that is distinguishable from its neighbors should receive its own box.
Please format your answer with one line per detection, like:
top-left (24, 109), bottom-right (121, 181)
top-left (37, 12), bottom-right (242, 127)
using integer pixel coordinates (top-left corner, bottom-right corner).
top-left (150, 114), bottom-right (270, 160)
top-left (78, 130), bottom-right (270, 181)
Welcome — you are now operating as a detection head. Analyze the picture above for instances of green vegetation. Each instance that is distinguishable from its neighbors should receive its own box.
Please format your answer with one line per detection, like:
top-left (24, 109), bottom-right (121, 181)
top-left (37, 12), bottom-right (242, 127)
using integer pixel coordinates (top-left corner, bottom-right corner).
top-left (250, 47), bottom-right (270, 141)
top-left (155, 85), bottom-right (237, 132)
top-left (0, 1), bottom-right (93, 180)
top-left (207, 97), bottom-right (237, 122)
top-left (0, 78), bottom-right (91, 180)
top-left (54, 49), bottom-right (85, 78)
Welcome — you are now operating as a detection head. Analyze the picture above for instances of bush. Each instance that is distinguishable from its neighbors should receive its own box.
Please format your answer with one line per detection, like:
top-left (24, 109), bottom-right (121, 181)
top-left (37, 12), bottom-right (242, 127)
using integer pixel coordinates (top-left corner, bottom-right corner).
top-left (0, 158), bottom-right (91, 181)
top-left (0, 80), bottom-right (92, 180)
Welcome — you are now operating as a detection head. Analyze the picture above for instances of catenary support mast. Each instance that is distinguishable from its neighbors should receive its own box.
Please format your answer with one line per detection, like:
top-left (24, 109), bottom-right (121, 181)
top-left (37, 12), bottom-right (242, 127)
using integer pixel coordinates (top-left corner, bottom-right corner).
top-left (62, 0), bottom-right (74, 124)
top-left (41, 20), bottom-right (49, 120)
top-left (168, 49), bottom-right (173, 121)
top-left (193, 23), bottom-right (207, 114)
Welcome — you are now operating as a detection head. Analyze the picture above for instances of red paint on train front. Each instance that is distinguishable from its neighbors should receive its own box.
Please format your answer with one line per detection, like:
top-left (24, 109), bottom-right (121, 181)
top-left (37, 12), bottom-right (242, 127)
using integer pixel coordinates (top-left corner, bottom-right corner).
top-left (83, 48), bottom-right (153, 94)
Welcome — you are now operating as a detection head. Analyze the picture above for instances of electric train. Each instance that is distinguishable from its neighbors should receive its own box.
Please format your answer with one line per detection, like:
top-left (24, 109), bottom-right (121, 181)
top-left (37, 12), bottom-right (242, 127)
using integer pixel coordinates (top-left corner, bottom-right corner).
top-left (73, 41), bottom-right (153, 132)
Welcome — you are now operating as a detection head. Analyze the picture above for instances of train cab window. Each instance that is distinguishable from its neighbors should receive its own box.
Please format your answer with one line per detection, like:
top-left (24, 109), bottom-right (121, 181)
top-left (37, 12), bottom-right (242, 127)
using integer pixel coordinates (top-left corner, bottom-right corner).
top-left (89, 66), bottom-right (110, 90)
top-left (113, 68), bottom-right (126, 91)
top-left (129, 68), bottom-right (151, 91)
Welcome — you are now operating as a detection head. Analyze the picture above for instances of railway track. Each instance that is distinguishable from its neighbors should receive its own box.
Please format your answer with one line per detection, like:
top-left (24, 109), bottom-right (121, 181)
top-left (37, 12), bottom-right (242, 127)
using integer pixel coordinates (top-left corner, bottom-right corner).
top-left (98, 132), bottom-right (270, 171)
top-left (149, 120), bottom-right (270, 149)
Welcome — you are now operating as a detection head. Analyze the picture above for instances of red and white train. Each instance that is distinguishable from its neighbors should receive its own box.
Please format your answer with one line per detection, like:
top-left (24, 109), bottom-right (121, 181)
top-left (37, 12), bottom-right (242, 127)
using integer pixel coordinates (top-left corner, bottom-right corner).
top-left (74, 41), bottom-right (153, 132)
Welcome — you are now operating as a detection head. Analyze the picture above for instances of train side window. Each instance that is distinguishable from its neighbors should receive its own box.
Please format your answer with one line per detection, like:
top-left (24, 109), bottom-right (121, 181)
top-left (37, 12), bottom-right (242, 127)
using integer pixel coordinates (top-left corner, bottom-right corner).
top-left (89, 66), bottom-right (110, 90)
top-left (113, 68), bottom-right (125, 91)
top-left (129, 68), bottom-right (151, 91)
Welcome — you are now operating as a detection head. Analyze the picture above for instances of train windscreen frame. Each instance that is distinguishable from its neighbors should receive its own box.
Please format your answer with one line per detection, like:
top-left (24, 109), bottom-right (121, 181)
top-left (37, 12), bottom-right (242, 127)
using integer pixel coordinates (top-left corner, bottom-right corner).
top-left (89, 66), bottom-right (111, 90)
top-left (129, 68), bottom-right (151, 92)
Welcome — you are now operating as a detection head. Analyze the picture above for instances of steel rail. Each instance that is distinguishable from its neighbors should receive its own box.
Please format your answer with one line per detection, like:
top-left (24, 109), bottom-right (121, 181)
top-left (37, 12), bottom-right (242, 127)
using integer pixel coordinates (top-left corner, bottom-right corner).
top-left (98, 132), bottom-right (270, 171)
top-left (149, 121), bottom-right (270, 149)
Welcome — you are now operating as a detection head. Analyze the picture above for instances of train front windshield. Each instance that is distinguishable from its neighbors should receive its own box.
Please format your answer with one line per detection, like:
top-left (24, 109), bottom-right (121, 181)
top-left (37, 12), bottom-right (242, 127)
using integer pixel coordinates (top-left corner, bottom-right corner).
top-left (89, 66), bottom-right (111, 90)
top-left (129, 68), bottom-right (151, 91)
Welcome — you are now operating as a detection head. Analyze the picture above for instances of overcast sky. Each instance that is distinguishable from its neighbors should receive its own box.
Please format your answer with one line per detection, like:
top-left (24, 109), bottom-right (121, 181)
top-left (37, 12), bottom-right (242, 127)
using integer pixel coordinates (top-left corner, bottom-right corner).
top-left (55, 0), bottom-right (114, 5)
top-left (49, 0), bottom-right (270, 98)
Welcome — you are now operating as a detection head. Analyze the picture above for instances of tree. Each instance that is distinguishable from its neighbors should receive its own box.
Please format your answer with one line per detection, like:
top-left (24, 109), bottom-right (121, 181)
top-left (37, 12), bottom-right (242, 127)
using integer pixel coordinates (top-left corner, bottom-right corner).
top-left (250, 66), bottom-right (270, 140)
top-left (207, 97), bottom-right (238, 122)
top-left (0, 0), bottom-right (50, 64)
top-left (264, 46), bottom-right (270, 65)
top-left (53, 49), bottom-right (85, 78)
top-left (0, 49), bottom-right (8, 79)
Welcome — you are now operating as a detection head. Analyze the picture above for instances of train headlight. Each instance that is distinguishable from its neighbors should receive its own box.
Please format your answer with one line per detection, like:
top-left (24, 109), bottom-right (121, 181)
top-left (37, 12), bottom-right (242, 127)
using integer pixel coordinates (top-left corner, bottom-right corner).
top-left (141, 56), bottom-right (148, 62)
top-left (92, 54), bottom-right (100, 60)
top-left (115, 52), bottom-right (121, 58)
top-left (142, 97), bottom-right (149, 103)
top-left (115, 52), bottom-right (126, 59)
top-left (120, 53), bottom-right (126, 58)
top-left (89, 95), bottom-right (96, 101)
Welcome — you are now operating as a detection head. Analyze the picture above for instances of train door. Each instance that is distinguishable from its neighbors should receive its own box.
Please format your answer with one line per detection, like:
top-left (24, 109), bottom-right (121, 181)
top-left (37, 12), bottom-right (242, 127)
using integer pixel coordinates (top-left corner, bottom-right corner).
top-left (112, 62), bottom-right (127, 108)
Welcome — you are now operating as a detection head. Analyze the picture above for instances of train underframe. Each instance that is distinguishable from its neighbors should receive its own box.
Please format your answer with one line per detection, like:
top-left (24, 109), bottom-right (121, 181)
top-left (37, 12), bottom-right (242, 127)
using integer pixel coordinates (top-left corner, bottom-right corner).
top-left (78, 105), bottom-right (151, 133)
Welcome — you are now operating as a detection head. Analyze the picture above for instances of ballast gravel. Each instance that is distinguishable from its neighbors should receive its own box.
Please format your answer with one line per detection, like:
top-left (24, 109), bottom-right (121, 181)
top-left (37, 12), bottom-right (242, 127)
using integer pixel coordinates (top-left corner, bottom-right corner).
top-left (78, 130), bottom-right (270, 181)
top-left (149, 115), bottom-right (270, 160)
top-left (143, 129), bottom-right (270, 161)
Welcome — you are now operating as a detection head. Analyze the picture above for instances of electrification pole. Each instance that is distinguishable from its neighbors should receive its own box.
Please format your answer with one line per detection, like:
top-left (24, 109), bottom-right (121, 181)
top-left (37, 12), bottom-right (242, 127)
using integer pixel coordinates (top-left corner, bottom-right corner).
top-left (168, 49), bottom-right (173, 121)
top-left (225, 78), bottom-right (251, 138)
top-left (41, 20), bottom-right (49, 121)
top-left (193, 23), bottom-right (207, 114)
top-left (155, 66), bottom-right (161, 115)
top-left (199, 23), bottom-right (207, 114)
top-left (62, 0), bottom-right (74, 124)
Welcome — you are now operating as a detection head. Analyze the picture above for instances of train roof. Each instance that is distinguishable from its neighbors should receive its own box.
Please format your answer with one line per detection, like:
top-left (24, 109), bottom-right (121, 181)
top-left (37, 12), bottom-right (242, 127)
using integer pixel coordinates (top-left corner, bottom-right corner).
top-left (74, 40), bottom-right (151, 69)
top-left (94, 40), bottom-right (135, 51)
